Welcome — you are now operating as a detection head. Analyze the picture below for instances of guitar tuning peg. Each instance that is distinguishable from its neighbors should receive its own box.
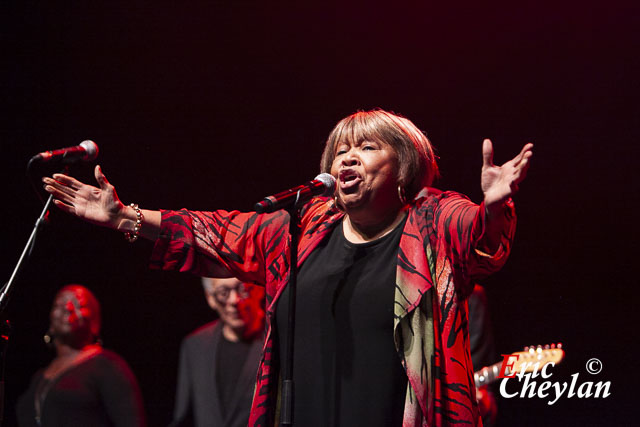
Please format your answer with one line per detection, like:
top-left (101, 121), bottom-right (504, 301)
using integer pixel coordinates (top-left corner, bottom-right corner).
top-left (544, 344), bottom-right (550, 349)
top-left (557, 343), bottom-right (563, 349)
top-left (550, 343), bottom-right (556, 349)
top-left (524, 346), bottom-right (529, 351)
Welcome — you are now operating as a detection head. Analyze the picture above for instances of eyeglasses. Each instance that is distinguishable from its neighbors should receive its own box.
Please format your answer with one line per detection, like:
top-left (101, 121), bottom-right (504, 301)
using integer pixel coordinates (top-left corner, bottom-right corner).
top-left (211, 283), bottom-right (250, 304)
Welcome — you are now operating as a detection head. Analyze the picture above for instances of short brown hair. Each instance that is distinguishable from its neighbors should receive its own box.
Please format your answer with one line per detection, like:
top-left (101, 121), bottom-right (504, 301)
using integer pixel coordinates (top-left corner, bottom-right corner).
top-left (320, 109), bottom-right (439, 200)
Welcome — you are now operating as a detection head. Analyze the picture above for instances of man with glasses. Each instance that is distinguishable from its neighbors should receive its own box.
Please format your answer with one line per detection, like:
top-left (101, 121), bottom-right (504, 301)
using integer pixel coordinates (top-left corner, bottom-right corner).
top-left (171, 277), bottom-right (265, 427)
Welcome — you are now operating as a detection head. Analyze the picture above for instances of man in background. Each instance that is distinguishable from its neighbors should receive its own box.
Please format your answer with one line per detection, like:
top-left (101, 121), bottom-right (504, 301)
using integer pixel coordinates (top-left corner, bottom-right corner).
top-left (171, 277), bottom-right (265, 427)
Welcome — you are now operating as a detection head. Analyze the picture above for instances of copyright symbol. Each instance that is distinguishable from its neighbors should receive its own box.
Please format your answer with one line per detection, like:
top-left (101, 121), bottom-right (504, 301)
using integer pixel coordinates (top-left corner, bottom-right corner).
top-left (586, 358), bottom-right (602, 374)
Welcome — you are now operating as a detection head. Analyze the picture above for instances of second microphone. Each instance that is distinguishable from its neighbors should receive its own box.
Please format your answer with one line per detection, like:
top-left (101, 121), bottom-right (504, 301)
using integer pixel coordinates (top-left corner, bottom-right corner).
top-left (254, 173), bottom-right (336, 213)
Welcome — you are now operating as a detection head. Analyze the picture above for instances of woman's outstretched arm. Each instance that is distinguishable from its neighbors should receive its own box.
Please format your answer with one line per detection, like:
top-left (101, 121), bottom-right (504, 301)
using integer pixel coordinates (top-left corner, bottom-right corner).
top-left (43, 164), bottom-right (161, 240)
top-left (44, 165), bottom-right (236, 278)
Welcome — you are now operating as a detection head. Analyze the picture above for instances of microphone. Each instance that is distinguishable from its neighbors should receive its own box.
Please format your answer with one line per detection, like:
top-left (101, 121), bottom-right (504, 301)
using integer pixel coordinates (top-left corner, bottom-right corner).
top-left (254, 173), bottom-right (336, 213)
top-left (30, 140), bottom-right (99, 163)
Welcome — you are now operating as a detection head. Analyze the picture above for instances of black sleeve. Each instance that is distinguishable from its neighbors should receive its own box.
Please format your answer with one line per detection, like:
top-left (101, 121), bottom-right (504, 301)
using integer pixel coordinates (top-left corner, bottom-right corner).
top-left (170, 339), bottom-right (194, 427)
top-left (96, 352), bottom-right (146, 427)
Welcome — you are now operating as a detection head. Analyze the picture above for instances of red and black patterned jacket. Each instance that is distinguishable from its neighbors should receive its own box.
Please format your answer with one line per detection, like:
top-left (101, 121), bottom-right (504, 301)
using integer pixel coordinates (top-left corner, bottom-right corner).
top-left (150, 188), bottom-right (516, 426)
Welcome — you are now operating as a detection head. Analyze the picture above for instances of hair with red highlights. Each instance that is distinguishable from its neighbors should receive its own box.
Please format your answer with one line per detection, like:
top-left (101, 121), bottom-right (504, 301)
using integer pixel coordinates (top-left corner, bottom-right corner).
top-left (320, 109), bottom-right (439, 201)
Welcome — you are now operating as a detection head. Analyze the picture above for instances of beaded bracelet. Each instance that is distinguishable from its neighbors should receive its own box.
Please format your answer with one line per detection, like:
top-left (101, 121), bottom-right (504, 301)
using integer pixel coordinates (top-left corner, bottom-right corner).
top-left (124, 203), bottom-right (144, 243)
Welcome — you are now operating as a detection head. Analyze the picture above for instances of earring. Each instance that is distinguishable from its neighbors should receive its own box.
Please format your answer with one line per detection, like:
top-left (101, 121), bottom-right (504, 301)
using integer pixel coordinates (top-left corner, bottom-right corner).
top-left (43, 331), bottom-right (54, 348)
top-left (333, 196), bottom-right (345, 212)
top-left (398, 186), bottom-right (408, 205)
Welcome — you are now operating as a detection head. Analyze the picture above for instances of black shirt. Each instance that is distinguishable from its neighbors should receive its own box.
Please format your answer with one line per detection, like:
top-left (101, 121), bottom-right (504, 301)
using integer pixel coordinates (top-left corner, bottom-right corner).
top-left (16, 350), bottom-right (145, 427)
top-left (216, 335), bottom-right (252, 419)
top-left (276, 217), bottom-right (407, 427)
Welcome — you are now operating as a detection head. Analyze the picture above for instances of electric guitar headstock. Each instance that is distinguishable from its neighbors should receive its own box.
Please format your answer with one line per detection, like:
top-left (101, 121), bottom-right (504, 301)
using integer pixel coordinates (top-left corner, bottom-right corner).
top-left (475, 343), bottom-right (565, 387)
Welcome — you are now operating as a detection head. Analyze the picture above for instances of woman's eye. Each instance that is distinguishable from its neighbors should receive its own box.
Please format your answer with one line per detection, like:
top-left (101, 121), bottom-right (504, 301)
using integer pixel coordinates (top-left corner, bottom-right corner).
top-left (336, 150), bottom-right (347, 155)
top-left (363, 146), bottom-right (375, 151)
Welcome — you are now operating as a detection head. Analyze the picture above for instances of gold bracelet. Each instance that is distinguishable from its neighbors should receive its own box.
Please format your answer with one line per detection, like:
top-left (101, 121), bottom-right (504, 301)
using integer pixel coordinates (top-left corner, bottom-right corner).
top-left (124, 203), bottom-right (144, 243)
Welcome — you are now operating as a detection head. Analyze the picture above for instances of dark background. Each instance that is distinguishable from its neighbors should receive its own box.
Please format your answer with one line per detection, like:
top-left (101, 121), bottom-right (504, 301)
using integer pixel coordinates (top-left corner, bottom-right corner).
top-left (1, 2), bottom-right (637, 426)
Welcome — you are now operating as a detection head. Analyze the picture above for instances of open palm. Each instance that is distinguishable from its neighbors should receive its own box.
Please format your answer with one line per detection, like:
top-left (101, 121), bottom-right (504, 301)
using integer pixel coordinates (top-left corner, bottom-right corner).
top-left (481, 139), bottom-right (533, 206)
top-left (43, 165), bottom-right (126, 230)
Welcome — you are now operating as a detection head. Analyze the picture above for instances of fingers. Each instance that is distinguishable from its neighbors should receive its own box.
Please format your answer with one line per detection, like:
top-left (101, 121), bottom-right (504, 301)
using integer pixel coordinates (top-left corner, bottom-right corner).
top-left (488, 141), bottom-right (533, 168)
top-left (513, 143), bottom-right (534, 166)
top-left (481, 139), bottom-right (533, 203)
top-left (515, 143), bottom-right (533, 171)
top-left (511, 146), bottom-right (533, 186)
top-left (50, 187), bottom-right (77, 206)
top-left (45, 186), bottom-right (73, 205)
top-left (94, 165), bottom-right (111, 190)
top-left (514, 154), bottom-right (531, 184)
top-left (43, 176), bottom-right (74, 201)
top-left (49, 173), bottom-right (83, 190)
top-left (43, 176), bottom-right (76, 198)
top-left (42, 173), bottom-right (88, 208)
top-left (482, 139), bottom-right (494, 168)
top-left (52, 199), bottom-right (76, 215)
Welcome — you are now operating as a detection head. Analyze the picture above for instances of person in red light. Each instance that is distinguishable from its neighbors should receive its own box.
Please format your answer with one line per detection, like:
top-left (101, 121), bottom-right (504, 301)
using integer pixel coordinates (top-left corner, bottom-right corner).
top-left (171, 277), bottom-right (264, 427)
top-left (468, 284), bottom-right (499, 426)
top-left (16, 285), bottom-right (145, 427)
top-left (43, 109), bottom-right (532, 426)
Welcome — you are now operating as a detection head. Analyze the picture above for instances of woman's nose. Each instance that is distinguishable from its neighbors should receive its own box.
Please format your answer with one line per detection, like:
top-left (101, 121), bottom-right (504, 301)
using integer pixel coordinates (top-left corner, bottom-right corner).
top-left (341, 150), bottom-right (359, 166)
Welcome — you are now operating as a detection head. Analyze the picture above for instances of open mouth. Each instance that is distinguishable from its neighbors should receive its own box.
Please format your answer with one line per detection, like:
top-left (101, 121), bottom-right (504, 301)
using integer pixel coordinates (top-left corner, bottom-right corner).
top-left (339, 169), bottom-right (362, 190)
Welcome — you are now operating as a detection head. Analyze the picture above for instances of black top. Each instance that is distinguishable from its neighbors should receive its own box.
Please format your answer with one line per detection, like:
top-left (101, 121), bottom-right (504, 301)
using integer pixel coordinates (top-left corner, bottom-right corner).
top-left (16, 349), bottom-right (145, 427)
top-left (276, 217), bottom-right (408, 427)
top-left (216, 335), bottom-right (252, 419)
top-left (468, 285), bottom-right (496, 372)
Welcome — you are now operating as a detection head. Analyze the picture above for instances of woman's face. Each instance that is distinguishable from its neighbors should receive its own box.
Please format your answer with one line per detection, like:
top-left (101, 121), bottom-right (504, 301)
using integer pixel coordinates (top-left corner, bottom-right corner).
top-left (49, 288), bottom-right (94, 339)
top-left (330, 138), bottom-right (400, 214)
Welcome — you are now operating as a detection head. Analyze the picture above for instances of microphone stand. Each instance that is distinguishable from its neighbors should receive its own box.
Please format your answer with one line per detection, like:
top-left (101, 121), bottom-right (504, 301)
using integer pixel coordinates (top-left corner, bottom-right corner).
top-left (0, 164), bottom-right (58, 426)
top-left (0, 193), bottom-right (53, 315)
top-left (279, 194), bottom-right (303, 427)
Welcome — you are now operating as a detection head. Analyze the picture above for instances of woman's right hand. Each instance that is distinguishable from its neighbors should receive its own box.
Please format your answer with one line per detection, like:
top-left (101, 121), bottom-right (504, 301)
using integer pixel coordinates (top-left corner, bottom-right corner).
top-left (43, 165), bottom-right (128, 231)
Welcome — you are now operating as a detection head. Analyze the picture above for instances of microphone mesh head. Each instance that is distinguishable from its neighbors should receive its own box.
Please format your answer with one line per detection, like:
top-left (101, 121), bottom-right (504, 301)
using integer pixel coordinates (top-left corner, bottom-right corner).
top-left (80, 140), bottom-right (99, 161)
top-left (314, 173), bottom-right (336, 196)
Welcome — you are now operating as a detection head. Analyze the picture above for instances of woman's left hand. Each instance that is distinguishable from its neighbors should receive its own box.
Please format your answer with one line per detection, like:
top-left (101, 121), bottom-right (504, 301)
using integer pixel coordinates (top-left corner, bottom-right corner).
top-left (481, 139), bottom-right (533, 207)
